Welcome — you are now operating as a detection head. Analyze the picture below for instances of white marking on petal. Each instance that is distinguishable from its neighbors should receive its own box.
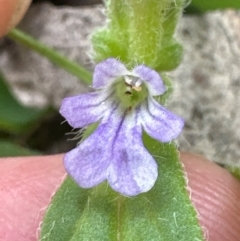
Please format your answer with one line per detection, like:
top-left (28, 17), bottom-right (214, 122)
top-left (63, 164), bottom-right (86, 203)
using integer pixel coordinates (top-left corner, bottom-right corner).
top-left (135, 78), bottom-right (143, 87)
top-left (124, 75), bottom-right (132, 86)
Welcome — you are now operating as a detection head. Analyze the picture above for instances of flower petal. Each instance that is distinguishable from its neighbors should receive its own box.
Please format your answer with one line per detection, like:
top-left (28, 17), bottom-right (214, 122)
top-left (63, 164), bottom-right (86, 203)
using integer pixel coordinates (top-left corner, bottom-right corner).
top-left (108, 112), bottom-right (158, 196)
top-left (59, 91), bottom-right (112, 128)
top-left (139, 98), bottom-right (184, 142)
top-left (64, 107), bottom-right (122, 188)
top-left (93, 58), bottom-right (129, 88)
top-left (133, 65), bottom-right (165, 96)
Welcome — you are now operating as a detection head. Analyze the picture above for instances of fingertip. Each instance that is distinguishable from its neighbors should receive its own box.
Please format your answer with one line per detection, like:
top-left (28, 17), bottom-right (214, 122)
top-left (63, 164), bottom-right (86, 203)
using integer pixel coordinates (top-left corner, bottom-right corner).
top-left (1, 153), bottom-right (240, 241)
top-left (0, 0), bottom-right (31, 37)
top-left (0, 154), bottom-right (66, 241)
top-left (181, 153), bottom-right (240, 241)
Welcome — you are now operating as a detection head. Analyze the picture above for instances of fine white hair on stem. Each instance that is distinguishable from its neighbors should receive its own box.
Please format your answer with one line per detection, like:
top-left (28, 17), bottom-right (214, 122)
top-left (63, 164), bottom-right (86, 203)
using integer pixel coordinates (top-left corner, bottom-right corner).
top-left (65, 128), bottom-right (86, 144)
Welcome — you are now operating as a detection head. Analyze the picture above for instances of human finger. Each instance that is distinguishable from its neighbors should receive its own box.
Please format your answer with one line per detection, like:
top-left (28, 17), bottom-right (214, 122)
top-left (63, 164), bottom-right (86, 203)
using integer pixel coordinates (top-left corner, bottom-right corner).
top-left (0, 0), bottom-right (31, 37)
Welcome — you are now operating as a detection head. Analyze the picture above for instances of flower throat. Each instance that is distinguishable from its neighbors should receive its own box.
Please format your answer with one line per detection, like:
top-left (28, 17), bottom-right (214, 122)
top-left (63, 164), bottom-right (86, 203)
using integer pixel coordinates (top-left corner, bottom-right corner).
top-left (115, 75), bottom-right (148, 110)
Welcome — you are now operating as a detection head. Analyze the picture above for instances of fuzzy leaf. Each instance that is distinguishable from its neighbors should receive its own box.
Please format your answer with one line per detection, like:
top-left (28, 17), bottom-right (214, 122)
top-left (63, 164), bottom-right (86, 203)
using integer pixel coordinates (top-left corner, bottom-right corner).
top-left (92, 0), bottom-right (185, 70)
top-left (40, 177), bottom-right (89, 241)
top-left (40, 134), bottom-right (203, 241)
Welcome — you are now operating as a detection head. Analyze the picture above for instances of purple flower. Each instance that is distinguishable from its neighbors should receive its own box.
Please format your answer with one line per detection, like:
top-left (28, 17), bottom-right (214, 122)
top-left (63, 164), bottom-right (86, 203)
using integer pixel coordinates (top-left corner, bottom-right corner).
top-left (60, 58), bottom-right (184, 196)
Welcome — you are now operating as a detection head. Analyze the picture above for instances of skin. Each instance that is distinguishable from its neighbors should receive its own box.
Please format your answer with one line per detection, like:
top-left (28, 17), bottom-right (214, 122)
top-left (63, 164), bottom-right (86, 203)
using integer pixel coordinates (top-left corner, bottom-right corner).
top-left (1, 2), bottom-right (240, 240)
top-left (0, 153), bottom-right (240, 241)
top-left (0, 0), bottom-right (31, 37)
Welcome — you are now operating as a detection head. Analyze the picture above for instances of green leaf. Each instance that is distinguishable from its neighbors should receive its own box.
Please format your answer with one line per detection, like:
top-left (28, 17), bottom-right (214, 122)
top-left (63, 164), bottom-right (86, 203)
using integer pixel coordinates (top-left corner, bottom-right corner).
top-left (40, 135), bottom-right (203, 241)
top-left (40, 176), bottom-right (89, 241)
top-left (0, 140), bottom-right (39, 157)
top-left (0, 73), bottom-right (49, 133)
top-left (228, 166), bottom-right (240, 180)
top-left (92, 0), bottom-right (185, 70)
top-left (186, 0), bottom-right (240, 13)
